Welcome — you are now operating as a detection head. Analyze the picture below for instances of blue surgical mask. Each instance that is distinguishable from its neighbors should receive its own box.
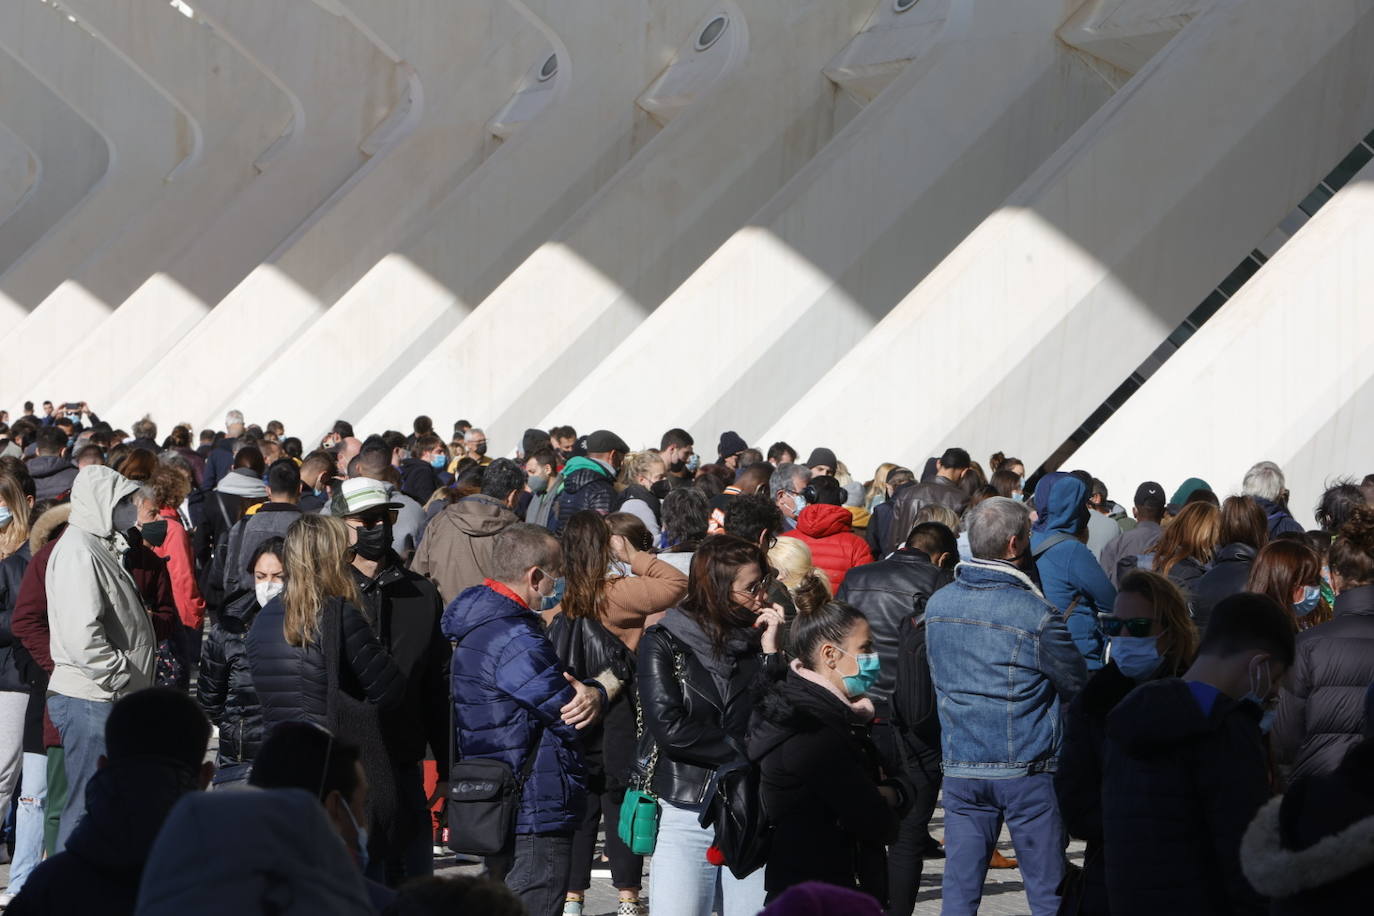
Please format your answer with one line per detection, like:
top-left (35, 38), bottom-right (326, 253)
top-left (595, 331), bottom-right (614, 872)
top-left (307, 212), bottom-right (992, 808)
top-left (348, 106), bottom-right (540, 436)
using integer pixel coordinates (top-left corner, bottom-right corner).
top-left (685, 453), bottom-right (701, 473)
top-left (791, 492), bottom-right (808, 516)
top-left (430, 454), bottom-right (448, 469)
top-left (1109, 636), bottom-right (1161, 680)
top-left (839, 650), bottom-right (881, 698)
top-left (1294, 585), bottom-right (1321, 616)
top-left (0, 506), bottom-right (10, 528)
top-left (340, 799), bottom-right (369, 872)
top-left (540, 576), bottom-right (566, 612)
top-left (1012, 492), bottom-right (1025, 503)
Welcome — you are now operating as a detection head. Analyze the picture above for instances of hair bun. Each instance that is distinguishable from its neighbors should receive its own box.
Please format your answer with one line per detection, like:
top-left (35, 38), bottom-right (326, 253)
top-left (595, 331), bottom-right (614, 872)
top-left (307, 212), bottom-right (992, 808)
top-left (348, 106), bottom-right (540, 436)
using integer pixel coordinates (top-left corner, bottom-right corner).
top-left (1338, 504), bottom-right (1374, 552)
top-left (791, 572), bottom-right (831, 615)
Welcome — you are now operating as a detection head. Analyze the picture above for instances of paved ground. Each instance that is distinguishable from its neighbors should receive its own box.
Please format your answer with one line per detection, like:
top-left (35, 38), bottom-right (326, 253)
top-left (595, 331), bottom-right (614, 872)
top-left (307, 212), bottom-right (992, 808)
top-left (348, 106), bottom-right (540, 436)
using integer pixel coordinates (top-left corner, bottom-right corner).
top-left (2, 801), bottom-right (1082, 914)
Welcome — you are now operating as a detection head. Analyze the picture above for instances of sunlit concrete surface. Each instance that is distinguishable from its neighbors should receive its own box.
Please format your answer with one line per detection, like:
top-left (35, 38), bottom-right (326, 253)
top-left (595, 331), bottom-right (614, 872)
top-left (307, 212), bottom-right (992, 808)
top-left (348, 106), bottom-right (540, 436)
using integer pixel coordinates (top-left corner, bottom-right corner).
top-left (357, 0), bottom-right (877, 450)
top-left (761, 0), bottom-right (1374, 479)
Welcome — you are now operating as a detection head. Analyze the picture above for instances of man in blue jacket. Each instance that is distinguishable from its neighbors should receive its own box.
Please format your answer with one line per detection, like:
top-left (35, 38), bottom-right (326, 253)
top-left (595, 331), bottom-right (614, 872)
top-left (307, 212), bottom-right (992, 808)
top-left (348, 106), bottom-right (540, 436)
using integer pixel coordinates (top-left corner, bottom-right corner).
top-left (927, 497), bottom-right (1088, 916)
top-left (1030, 472), bottom-right (1117, 670)
top-left (441, 523), bottom-right (604, 916)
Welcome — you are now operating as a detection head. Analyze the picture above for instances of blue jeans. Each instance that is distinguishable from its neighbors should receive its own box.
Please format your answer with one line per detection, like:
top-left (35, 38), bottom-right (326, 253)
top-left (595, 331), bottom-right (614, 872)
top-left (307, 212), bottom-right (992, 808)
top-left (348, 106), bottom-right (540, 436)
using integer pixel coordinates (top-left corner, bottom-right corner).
top-left (47, 694), bottom-right (111, 852)
top-left (941, 774), bottom-right (1065, 916)
top-left (650, 801), bottom-right (766, 916)
top-left (7, 752), bottom-right (48, 895)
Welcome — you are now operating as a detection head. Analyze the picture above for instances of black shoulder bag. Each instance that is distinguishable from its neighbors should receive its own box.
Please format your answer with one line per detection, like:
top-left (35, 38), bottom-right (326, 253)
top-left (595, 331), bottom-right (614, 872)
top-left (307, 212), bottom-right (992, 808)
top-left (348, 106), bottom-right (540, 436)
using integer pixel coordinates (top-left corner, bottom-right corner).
top-left (446, 689), bottom-right (545, 855)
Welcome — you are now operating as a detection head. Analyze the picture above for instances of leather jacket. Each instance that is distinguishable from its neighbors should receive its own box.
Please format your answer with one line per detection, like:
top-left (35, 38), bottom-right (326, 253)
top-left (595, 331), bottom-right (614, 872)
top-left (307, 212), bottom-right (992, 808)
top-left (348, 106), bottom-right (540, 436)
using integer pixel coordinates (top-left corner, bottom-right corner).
top-left (635, 620), bottom-right (785, 807)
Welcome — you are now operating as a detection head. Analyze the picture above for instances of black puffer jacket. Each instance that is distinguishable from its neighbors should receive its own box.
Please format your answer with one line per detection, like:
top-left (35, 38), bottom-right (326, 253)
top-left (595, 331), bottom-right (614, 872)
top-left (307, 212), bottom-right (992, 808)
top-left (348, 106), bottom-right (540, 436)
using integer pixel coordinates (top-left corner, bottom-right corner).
top-left (1242, 734), bottom-right (1374, 914)
top-left (197, 591), bottom-right (265, 765)
top-left (6, 758), bottom-right (200, 916)
top-left (636, 609), bottom-right (784, 807)
top-left (749, 669), bottom-right (898, 903)
top-left (1189, 543), bottom-right (1256, 630)
top-left (836, 547), bottom-right (951, 718)
top-left (0, 543), bottom-right (35, 693)
top-left (1102, 678), bottom-right (1269, 916)
top-left (245, 591), bottom-right (405, 731)
top-left (550, 460), bottom-right (616, 535)
top-left (1272, 584), bottom-right (1374, 781)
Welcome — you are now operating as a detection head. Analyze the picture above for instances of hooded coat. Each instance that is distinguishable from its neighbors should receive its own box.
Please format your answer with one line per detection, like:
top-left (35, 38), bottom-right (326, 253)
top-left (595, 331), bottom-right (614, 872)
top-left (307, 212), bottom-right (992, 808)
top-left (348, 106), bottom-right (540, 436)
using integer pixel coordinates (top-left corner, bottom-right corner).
top-left (1030, 472), bottom-right (1116, 670)
top-left (45, 467), bottom-right (156, 702)
top-left (749, 668), bottom-right (897, 902)
top-left (5, 758), bottom-right (202, 916)
top-left (550, 457), bottom-right (617, 534)
top-left (1101, 679), bottom-right (1270, 916)
top-left (410, 494), bottom-right (519, 605)
top-left (26, 454), bottom-right (78, 502)
top-left (442, 583), bottom-right (587, 833)
top-left (780, 504), bottom-right (873, 591)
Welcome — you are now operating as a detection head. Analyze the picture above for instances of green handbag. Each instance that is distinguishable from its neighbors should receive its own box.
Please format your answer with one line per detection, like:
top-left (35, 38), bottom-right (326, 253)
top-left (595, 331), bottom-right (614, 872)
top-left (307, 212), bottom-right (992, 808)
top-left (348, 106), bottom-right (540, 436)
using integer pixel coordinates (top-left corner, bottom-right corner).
top-left (617, 648), bottom-right (684, 856)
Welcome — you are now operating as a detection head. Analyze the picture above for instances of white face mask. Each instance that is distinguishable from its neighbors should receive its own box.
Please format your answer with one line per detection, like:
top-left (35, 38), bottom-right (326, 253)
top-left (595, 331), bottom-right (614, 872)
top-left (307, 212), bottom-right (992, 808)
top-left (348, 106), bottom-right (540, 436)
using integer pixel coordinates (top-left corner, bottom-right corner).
top-left (255, 580), bottom-right (284, 607)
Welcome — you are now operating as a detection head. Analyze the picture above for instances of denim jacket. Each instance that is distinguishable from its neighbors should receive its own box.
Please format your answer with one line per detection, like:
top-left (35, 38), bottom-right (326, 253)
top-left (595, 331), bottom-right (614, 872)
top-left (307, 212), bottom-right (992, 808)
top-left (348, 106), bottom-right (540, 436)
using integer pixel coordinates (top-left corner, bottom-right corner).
top-left (926, 557), bottom-right (1088, 778)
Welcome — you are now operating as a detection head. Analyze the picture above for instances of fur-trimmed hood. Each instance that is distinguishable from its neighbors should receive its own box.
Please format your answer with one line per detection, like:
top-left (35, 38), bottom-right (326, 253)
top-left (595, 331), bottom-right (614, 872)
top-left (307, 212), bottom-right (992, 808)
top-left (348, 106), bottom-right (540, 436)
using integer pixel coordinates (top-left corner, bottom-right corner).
top-left (1242, 795), bottom-right (1374, 899)
top-left (29, 502), bottom-right (71, 552)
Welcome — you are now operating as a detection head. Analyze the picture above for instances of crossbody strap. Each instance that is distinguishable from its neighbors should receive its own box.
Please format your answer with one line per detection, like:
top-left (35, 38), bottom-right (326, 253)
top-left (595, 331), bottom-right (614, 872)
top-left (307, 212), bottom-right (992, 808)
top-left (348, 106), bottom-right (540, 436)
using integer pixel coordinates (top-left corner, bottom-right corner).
top-left (446, 637), bottom-right (547, 786)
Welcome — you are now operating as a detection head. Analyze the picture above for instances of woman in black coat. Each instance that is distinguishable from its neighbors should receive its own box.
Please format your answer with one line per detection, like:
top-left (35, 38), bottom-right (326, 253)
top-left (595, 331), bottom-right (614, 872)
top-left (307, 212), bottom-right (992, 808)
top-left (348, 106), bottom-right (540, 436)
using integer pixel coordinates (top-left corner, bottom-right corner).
top-left (1054, 569), bottom-right (1199, 915)
top-left (748, 582), bottom-right (906, 904)
top-left (198, 537), bottom-right (284, 769)
top-left (636, 534), bottom-right (786, 916)
top-left (1190, 496), bottom-right (1268, 629)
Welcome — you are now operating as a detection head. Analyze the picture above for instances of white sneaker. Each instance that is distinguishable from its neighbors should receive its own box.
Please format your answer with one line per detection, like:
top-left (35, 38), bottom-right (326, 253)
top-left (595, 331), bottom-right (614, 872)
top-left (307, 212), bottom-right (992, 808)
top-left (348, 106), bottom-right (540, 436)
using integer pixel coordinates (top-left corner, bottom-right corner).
top-left (562, 899), bottom-right (583, 916)
top-left (1, 892), bottom-right (15, 908)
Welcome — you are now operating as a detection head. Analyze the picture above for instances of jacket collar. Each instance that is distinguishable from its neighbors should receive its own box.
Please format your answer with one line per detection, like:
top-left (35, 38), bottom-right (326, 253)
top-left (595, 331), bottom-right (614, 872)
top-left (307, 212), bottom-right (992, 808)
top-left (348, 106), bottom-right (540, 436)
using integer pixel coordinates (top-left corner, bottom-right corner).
top-left (1334, 584), bottom-right (1374, 618)
top-left (954, 556), bottom-right (1044, 598)
top-left (485, 578), bottom-right (530, 609)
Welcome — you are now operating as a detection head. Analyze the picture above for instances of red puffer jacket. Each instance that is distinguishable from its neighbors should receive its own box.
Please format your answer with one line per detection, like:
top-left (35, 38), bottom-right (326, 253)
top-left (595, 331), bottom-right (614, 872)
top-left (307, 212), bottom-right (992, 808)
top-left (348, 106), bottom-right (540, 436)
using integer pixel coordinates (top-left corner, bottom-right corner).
top-left (781, 504), bottom-right (874, 592)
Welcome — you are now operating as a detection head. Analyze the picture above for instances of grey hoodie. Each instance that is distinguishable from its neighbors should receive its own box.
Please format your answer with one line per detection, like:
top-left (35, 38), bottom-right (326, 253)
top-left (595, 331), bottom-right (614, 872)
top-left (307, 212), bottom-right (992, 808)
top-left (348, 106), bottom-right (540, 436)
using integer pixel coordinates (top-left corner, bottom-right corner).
top-left (47, 466), bottom-right (156, 702)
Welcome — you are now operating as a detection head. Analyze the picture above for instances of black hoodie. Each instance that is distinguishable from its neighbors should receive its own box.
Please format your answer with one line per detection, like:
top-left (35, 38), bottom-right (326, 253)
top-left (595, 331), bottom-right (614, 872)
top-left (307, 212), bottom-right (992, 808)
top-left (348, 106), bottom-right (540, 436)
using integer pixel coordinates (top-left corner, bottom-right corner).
top-left (1101, 678), bottom-right (1270, 916)
top-left (749, 670), bottom-right (897, 903)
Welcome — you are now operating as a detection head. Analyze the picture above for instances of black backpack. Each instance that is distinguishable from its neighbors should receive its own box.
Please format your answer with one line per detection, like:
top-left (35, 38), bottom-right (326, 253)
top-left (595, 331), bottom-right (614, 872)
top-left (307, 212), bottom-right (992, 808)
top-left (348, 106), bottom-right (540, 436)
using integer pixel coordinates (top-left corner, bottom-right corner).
top-left (891, 609), bottom-right (939, 752)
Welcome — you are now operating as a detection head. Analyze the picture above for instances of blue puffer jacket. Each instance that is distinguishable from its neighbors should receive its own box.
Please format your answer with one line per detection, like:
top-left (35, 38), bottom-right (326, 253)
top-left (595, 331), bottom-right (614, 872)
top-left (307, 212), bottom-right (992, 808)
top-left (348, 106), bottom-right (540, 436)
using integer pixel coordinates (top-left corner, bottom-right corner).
top-left (442, 584), bottom-right (586, 834)
top-left (1031, 473), bottom-right (1116, 670)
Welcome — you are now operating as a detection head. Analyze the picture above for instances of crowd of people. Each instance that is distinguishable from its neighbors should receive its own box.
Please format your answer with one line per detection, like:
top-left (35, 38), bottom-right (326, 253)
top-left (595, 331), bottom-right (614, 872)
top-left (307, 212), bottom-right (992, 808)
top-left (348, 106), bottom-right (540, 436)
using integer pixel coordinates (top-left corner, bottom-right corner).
top-left (0, 402), bottom-right (1372, 916)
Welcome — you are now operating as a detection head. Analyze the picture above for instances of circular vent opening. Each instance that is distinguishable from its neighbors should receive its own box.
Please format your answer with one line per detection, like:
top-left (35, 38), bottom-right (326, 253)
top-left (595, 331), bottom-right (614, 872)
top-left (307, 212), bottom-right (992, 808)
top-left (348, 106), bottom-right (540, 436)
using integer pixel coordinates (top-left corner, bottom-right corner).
top-left (696, 15), bottom-right (728, 50)
top-left (538, 54), bottom-right (558, 81)
top-left (894, 0), bottom-right (920, 12)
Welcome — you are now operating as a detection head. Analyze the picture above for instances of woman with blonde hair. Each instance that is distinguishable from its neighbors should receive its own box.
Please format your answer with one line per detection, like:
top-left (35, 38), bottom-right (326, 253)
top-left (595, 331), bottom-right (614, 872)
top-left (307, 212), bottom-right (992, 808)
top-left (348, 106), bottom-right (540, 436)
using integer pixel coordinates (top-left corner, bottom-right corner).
top-left (616, 450), bottom-right (668, 542)
top-left (864, 463), bottom-right (898, 512)
top-left (246, 514), bottom-right (404, 865)
top-left (1057, 570), bottom-right (1198, 913)
top-left (0, 473), bottom-right (32, 560)
top-left (769, 536), bottom-right (832, 600)
top-left (1148, 501), bottom-right (1221, 596)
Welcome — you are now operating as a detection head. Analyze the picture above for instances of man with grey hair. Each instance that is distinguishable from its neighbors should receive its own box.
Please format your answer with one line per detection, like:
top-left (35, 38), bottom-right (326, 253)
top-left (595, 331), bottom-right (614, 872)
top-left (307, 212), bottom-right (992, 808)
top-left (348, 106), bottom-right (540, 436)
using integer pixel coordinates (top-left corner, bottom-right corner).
top-left (464, 427), bottom-right (491, 467)
top-left (442, 523), bottom-right (603, 915)
top-left (926, 496), bottom-right (1087, 915)
top-left (201, 409), bottom-right (247, 493)
top-left (1241, 460), bottom-right (1303, 537)
top-left (769, 462), bottom-right (812, 532)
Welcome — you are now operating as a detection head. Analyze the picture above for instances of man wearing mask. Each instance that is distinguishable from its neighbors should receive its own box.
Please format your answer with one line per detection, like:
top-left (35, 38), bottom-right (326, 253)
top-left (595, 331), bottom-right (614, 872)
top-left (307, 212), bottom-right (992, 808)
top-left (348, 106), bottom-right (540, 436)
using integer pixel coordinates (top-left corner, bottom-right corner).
top-left (523, 448), bottom-right (560, 530)
top-left (298, 452), bottom-right (336, 514)
top-left (398, 434), bottom-right (446, 505)
top-left (769, 462), bottom-right (812, 533)
top-left (659, 428), bottom-right (695, 490)
top-left (464, 428), bottom-right (492, 468)
top-left (548, 426), bottom-right (577, 465)
top-left (44, 466), bottom-right (157, 851)
top-left (716, 430), bottom-right (747, 471)
top-left (337, 479), bottom-right (450, 887)
top-left (550, 430), bottom-right (627, 536)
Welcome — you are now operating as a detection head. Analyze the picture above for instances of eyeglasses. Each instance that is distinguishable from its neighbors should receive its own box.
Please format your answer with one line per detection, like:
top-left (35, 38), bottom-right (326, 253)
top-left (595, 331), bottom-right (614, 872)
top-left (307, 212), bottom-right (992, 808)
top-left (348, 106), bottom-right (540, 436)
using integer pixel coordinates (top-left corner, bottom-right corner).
top-left (1099, 616), bottom-right (1155, 638)
top-left (735, 573), bottom-right (776, 600)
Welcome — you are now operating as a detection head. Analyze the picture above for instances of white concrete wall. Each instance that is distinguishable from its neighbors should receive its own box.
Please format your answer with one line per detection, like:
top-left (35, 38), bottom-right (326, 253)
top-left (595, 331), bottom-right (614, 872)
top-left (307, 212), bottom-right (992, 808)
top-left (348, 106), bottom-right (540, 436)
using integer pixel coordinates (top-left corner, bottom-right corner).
top-left (759, 0), bottom-right (1374, 482)
top-left (0, 1), bottom-right (186, 336)
top-left (353, 0), bottom-right (878, 452)
top-left (1070, 160), bottom-right (1374, 530)
top-left (0, 48), bottom-right (107, 295)
top-left (2, 0), bottom-right (292, 404)
top-left (93, 0), bottom-right (404, 422)
top-left (543, 0), bottom-right (1117, 449)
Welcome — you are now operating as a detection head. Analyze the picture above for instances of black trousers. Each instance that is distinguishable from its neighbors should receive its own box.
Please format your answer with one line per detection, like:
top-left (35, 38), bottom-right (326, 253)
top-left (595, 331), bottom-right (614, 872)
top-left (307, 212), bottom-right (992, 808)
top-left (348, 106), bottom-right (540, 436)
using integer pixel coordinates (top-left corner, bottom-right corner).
top-left (568, 783), bottom-right (644, 892)
top-left (871, 722), bottom-right (943, 916)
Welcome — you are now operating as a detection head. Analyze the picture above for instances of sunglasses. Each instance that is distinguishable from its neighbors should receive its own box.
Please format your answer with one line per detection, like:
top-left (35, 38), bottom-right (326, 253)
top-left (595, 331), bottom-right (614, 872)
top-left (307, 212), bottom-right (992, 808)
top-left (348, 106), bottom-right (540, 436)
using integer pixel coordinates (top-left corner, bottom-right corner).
top-left (1099, 616), bottom-right (1154, 638)
top-left (736, 573), bottom-right (776, 600)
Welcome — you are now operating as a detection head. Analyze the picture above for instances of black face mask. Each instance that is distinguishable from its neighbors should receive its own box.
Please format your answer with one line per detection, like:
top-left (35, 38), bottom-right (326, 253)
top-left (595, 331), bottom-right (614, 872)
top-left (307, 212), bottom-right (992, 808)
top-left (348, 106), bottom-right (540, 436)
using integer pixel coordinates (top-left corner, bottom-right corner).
top-left (140, 519), bottom-right (169, 548)
top-left (650, 479), bottom-right (672, 501)
top-left (353, 521), bottom-right (391, 561)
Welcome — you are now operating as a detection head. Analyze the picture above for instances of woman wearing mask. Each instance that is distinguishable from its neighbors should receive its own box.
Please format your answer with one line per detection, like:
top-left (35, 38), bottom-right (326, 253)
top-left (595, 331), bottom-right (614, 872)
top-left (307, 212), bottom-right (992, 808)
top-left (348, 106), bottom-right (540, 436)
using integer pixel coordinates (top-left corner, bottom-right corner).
top-left (198, 537), bottom-right (284, 773)
top-left (1056, 570), bottom-right (1198, 914)
top-left (1247, 539), bottom-right (1329, 632)
top-left (616, 452), bottom-right (669, 543)
top-left (553, 511), bottom-right (686, 916)
top-left (136, 464), bottom-right (205, 682)
top-left (749, 593), bottom-right (907, 903)
top-left (1271, 505), bottom-right (1374, 782)
top-left (636, 535), bottom-right (786, 916)
top-left (246, 515), bottom-right (404, 865)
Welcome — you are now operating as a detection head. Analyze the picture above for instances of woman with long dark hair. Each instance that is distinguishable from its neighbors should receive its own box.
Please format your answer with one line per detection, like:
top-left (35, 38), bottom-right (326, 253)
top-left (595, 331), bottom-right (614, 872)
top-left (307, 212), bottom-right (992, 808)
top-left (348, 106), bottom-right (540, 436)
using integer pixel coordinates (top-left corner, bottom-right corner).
top-left (551, 511), bottom-right (686, 916)
top-left (636, 535), bottom-right (786, 916)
